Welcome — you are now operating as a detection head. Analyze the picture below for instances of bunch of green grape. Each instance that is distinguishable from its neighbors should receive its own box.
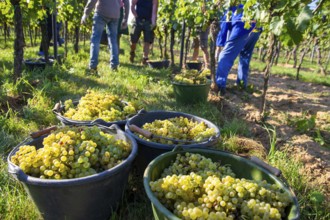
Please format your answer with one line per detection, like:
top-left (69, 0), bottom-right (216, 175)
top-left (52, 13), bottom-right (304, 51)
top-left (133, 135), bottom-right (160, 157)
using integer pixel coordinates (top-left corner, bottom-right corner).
top-left (11, 126), bottom-right (132, 180)
top-left (173, 69), bottom-right (208, 85)
top-left (138, 117), bottom-right (217, 144)
top-left (63, 90), bottom-right (141, 121)
top-left (150, 153), bottom-right (292, 220)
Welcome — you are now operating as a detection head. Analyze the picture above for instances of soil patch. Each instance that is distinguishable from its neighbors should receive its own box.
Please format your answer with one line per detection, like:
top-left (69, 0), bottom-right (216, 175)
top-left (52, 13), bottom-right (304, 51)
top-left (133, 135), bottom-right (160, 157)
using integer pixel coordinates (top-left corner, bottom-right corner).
top-left (0, 95), bottom-right (28, 113)
top-left (209, 68), bottom-right (330, 198)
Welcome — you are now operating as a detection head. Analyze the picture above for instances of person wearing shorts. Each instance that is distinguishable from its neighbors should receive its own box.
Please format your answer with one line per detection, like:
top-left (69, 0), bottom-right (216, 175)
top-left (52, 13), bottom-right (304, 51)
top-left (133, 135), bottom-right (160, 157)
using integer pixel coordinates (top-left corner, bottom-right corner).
top-left (129, 0), bottom-right (159, 65)
top-left (191, 27), bottom-right (210, 70)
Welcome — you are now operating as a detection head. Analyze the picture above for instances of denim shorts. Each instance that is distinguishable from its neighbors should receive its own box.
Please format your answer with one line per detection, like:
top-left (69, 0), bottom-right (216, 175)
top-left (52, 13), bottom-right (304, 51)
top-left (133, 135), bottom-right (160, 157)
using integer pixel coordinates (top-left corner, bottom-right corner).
top-left (130, 18), bottom-right (154, 44)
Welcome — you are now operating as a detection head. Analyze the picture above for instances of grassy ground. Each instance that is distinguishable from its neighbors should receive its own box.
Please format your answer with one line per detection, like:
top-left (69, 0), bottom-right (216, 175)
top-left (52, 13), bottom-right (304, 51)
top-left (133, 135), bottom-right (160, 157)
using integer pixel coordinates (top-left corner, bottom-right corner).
top-left (250, 54), bottom-right (330, 86)
top-left (0, 36), bottom-right (329, 219)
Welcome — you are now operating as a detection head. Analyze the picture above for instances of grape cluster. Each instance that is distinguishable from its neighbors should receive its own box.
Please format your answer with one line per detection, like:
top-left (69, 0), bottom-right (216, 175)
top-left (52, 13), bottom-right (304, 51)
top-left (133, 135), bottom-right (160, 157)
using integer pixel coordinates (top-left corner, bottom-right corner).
top-left (173, 69), bottom-right (208, 85)
top-left (139, 117), bottom-right (216, 144)
top-left (11, 126), bottom-right (132, 179)
top-left (150, 153), bottom-right (292, 220)
top-left (199, 69), bottom-right (211, 78)
top-left (63, 90), bottom-right (140, 122)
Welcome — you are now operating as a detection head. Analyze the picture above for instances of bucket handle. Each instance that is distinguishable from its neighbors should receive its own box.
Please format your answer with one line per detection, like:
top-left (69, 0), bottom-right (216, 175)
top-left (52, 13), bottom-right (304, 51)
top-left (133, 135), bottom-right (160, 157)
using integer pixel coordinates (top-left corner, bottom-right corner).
top-left (52, 102), bottom-right (62, 112)
top-left (172, 145), bottom-right (184, 152)
top-left (137, 109), bottom-right (147, 115)
top-left (249, 156), bottom-right (281, 177)
top-left (8, 165), bottom-right (27, 182)
top-left (97, 124), bottom-right (121, 134)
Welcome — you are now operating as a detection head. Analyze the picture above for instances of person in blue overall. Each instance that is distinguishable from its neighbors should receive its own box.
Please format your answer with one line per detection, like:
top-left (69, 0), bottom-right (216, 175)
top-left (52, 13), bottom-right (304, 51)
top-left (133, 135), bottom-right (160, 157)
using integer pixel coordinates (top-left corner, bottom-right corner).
top-left (215, 4), bottom-right (261, 96)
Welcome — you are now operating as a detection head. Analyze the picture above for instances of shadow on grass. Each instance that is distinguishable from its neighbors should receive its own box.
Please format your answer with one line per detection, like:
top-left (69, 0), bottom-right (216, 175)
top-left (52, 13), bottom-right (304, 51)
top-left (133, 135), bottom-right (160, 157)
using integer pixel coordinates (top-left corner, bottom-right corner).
top-left (120, 62), bottom-right (172, 80)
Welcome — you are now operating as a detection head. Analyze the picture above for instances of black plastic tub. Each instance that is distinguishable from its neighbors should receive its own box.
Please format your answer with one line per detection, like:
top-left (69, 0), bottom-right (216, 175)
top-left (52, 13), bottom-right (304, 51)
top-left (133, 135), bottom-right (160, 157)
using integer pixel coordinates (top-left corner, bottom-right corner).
top-left (144, 148), bottom-right (300, 220)
top-left (53, 100), bottom-right (137, 130)
top-left (125, 110), bottom-right (220, 174)
top-left (147, 60), bottom-right (170, 69)
top-left (24, 58), bottom-right (54, 71)
top-left (186, 62), bottom-right (203, 71)
top-left (7, 125), bottom-right (138, 220)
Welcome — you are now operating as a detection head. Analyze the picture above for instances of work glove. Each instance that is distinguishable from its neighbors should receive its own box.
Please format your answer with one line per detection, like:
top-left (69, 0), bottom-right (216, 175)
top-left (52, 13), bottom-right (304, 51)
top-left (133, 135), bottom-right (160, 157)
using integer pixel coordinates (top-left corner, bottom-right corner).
top-left (81, 14), bottom-right (88, 25)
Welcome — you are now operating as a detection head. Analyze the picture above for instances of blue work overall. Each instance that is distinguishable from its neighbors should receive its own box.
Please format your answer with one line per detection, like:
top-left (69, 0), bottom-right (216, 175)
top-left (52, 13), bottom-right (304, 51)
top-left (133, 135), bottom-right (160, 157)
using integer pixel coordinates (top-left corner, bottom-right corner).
top-left (215, 4), bottom-right (261, 90)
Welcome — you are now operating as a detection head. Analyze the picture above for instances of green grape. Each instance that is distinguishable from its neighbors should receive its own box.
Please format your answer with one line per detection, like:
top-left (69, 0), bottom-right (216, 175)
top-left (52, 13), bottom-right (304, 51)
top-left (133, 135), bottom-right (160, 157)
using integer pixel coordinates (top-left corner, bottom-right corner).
top-left (173, 69), bottom-right (208, 85)
top-left (136, 117), bottom-right (216, 144)
top-left (10, 126), bottom-right (132, 180)
top-left (63, 90), bottom-right (142, 122)
top-left (149, 153), bottom-right (292, 220)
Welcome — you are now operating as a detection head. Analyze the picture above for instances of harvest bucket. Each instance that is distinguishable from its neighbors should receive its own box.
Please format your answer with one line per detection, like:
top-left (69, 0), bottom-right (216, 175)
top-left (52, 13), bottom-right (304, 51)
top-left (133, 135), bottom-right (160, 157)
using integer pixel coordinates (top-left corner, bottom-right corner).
top-left (186, 62), bottom-right (203, 71)
top-left (125, 110), bottom-right (220, 174)
top-left (24, 58), bottom-right (54, 71)
top-left (172, 80), bottom-right (211, 104)
top-left (7, 125), bottom-right (138, 220)
top-left (52, 100), bottom-right (136, 129)
top-left (144, 148), bottom-right (300, 220)
top-left (147, 60), bottom-right (170, 69)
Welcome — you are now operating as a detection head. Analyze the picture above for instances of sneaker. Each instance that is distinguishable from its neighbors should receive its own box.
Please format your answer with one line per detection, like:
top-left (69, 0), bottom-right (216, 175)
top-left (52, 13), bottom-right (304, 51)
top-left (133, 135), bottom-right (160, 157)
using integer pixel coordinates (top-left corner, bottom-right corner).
top-left (129, 51), bottom-right (135, 63)
top-left (142, 57), bottom-right (149, 66)
top-left (236, 80), bottom-right (246, 90)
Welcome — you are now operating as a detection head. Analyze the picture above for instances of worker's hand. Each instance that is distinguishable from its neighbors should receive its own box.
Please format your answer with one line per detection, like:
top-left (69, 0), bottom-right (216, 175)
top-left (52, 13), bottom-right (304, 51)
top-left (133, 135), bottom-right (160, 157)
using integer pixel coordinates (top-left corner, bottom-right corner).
top-left (81, 14), bottom-right (88, 25)
top-left (121, 19), bottom-right (128, 29)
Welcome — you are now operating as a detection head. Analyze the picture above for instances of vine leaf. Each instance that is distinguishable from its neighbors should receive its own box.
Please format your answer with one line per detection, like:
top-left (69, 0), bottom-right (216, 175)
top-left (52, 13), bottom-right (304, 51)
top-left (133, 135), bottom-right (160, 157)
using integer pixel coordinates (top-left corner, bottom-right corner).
top-left (286, 19), bottom-right (303, 45)
top-left (296, 6), bottom-right (313, 32)
top-left (270, 16), bottom-right (285, 36)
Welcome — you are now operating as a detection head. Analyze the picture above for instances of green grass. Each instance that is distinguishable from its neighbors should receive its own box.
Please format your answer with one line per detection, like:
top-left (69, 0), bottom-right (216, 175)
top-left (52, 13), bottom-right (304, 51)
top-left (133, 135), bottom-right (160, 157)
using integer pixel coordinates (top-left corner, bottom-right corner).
top-left (268, 150), bottom-right (330, 220)
top-left (250, 56), bottom-right (330, 87)
top-left (0, 159), bottom-right (41, 220)
top-left (1, 36), bottom-right (329, 219)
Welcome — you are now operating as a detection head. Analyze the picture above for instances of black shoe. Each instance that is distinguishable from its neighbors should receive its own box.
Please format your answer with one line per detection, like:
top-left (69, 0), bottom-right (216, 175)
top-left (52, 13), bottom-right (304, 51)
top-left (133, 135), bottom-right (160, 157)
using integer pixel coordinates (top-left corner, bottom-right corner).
top-left (111, 66), bottom-right (118, 72)
top-left (220, 87), bottom-right (226, 96)
top-left (129, 51), bottom-right (135, 63)
top-left (142, 57), bottom-right (149, 66)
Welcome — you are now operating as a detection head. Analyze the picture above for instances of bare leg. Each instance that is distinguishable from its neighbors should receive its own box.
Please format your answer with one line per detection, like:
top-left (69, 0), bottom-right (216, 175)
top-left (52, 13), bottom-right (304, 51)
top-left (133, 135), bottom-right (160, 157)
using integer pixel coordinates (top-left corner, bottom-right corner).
top-left (143, 42), bottom-right (150, 58)
top-left (142, 42), bottom-right (151, 65)
top-left (201, 46), bottom-right (210, 69)
top-left (130, 43), bottom-right (137, 63)
top-left (192, 37), bottom-right (199, 61)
